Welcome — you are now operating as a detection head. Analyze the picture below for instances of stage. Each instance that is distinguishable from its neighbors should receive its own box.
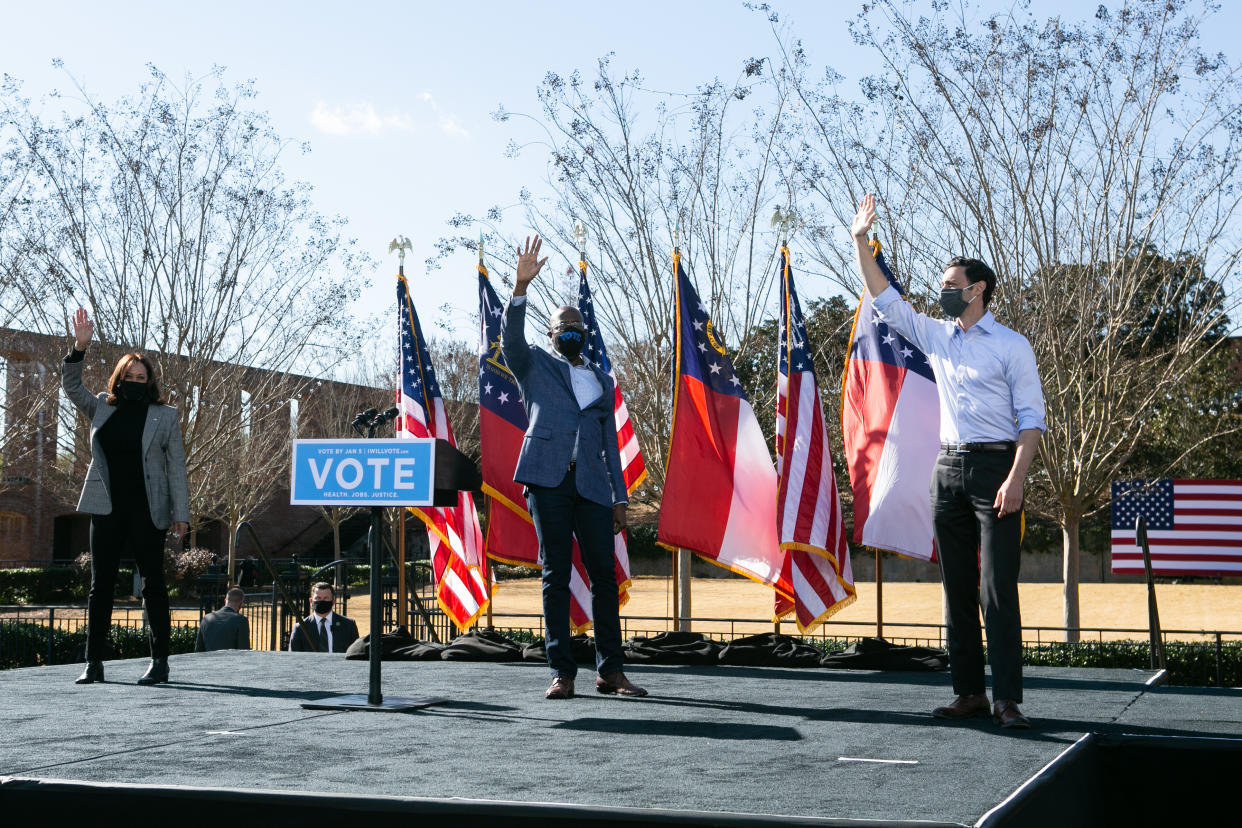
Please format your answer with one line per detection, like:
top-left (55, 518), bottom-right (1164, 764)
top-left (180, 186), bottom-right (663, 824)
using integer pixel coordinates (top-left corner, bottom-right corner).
top-left (2, 652), bottom-right (1240, 826)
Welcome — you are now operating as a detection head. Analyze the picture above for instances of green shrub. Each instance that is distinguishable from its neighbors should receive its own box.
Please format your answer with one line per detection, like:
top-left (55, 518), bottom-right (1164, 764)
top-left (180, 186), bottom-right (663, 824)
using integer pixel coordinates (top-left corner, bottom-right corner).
top-left (0, 566), bottom-right (144, 604)
top-left (0, 568), bottom-right (79, 604)
top-left (0, 620), bottom-right (199, 670)
top-left (1021, 639), bottom-right (1241, 687)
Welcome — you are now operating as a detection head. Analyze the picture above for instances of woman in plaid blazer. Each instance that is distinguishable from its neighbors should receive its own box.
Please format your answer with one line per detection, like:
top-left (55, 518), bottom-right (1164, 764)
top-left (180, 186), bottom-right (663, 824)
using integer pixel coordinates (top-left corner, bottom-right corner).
top-left (63, 307), bottom-right (190, 686)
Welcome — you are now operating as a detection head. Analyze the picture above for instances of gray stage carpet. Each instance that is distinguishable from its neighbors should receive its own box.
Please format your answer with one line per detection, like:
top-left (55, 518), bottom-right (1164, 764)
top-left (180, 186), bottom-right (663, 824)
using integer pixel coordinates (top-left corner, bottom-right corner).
top-left (1, 652), bottom-right (1239, 825)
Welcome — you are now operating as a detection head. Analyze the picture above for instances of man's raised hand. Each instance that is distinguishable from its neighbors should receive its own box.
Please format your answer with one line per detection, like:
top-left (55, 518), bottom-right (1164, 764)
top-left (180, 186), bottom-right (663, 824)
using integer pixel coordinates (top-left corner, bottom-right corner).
top-left (850, 194), bottom-right (876, 241)
top-left (513, 235), bottom-right (549, 296)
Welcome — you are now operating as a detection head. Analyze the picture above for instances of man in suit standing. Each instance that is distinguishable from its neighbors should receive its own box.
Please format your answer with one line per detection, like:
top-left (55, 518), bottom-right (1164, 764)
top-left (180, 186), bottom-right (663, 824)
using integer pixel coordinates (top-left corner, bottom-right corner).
top-left (289, 582), bottom-right (359, 653)
top-left (196, 587), bottom-right (251, 651)
top-left (501, 235), bottom-right (646, 701)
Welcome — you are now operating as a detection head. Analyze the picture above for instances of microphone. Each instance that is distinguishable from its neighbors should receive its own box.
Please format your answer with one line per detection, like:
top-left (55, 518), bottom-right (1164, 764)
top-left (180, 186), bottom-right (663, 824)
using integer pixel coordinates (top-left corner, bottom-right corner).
top-left (351, 408), bottom-right (379, 436)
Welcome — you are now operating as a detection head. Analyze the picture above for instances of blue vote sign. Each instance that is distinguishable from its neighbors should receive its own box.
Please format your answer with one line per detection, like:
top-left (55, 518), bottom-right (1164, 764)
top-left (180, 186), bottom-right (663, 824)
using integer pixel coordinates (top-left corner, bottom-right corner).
top-left (290, 439), bottom-right (435, 506)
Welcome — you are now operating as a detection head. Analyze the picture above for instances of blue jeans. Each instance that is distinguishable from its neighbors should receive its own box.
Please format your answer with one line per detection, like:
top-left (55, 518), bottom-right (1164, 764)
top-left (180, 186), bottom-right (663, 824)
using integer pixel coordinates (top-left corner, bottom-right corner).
top-left (526, 468), bottom-right (623, 679)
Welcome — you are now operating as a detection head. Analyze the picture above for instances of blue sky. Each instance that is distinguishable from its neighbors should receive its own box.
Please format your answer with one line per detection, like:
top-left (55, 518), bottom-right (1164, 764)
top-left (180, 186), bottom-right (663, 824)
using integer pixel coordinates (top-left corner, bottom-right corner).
top-left (5, 1), bottom-right (1240, 367)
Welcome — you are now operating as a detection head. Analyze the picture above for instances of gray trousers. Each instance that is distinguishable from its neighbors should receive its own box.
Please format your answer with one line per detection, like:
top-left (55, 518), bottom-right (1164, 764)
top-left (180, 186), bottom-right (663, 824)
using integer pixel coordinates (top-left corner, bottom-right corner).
top-left (932, 449), bottom-right (1024, 702)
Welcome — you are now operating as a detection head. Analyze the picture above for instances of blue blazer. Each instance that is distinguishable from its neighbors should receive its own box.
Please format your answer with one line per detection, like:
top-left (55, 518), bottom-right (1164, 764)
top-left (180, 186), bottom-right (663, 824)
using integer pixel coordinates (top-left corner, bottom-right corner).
top-left (501, 298), bottom-right (627, 509)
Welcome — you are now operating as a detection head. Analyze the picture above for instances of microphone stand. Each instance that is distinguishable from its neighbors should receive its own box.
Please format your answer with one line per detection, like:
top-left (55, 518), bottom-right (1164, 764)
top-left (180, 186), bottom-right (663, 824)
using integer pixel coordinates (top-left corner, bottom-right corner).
top-left (303, 406), bottom-right (442, 713)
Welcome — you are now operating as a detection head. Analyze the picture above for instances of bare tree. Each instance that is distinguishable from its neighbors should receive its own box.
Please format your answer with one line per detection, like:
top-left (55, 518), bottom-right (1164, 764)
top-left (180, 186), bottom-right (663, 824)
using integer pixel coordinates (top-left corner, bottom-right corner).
top-left (772, 0), bottom-right (1242, 639)
top-left (434, 57), bottom-right (796, 496)
top-left (1, 66), bottom-right (371, 551)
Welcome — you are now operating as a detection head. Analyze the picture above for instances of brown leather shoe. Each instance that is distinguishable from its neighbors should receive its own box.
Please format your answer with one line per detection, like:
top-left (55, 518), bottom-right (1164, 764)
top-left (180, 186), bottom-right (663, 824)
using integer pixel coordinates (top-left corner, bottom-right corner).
top-left (545, 676), bottom-right (575, 700)
top-left (931, 693), bottom-right (990, 719)
top-left (993, 699), bottom-right (1031, 729)
top-left (596, 671), bottom-right (648, 697)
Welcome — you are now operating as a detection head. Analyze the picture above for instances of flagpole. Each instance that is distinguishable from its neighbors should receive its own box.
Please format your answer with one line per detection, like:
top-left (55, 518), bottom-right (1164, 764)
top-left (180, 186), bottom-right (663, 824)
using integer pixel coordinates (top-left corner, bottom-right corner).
top-left (875, 549), bottom-right (884, 639)
top-left (669, 232), bottom-right (679, 633)
top-left (775, 233), bottom-right (791, 639)
top-left (671, 225), bottom-right (693, 633)
top-left (867, 236), bottom-right (885, 642)
top-left (396, 260), bottom-right (409, 636)
top-left (477, 233), bottom-right (496, 631)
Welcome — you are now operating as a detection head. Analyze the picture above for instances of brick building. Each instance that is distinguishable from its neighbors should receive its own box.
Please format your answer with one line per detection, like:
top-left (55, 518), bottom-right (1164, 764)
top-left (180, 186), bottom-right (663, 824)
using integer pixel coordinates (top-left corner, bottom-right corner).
top-left (0, 328), bottom-right (392, 568)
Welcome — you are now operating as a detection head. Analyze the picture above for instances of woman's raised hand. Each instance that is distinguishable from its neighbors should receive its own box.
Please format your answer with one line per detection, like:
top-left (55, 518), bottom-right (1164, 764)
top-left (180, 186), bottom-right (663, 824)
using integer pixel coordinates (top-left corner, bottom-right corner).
top-left (72, 307), bottom-right (93, 350)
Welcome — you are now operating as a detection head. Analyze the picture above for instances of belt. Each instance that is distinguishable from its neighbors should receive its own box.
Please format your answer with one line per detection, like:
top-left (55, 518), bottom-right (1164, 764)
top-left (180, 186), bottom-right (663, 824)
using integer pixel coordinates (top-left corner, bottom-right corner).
top-left (940, 441), bottom-right (1016, 453)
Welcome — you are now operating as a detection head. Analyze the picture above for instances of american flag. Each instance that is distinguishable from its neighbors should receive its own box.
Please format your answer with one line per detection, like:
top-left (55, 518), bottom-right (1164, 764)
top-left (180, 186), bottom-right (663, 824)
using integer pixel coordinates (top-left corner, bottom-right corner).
top-left (572, 259), bottom-right (646, 618)
top-left (774, 247), bottom-right (856, 632)
top-left (396, 271), bottom-right (490, 631)
top-left (576, 261), bottom-right (647, 495)
top-left (1111, 479), bottom-right (1242, 576)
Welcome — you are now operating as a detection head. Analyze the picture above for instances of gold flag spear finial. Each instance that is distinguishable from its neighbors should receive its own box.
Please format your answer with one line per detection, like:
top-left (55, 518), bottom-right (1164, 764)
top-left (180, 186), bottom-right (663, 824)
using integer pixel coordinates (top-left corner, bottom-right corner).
top-left (573, 219), bottom-right (587, 263)
top-left (770, 205), bottom-right (798, 249)
top-left (388, 235), bottom-right (412, 267)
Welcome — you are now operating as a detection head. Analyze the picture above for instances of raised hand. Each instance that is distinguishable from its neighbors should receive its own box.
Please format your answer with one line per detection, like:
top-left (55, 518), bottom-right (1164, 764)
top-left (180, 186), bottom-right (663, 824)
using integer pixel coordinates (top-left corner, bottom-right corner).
top-left (72, 307), bottom-right (94, 350)
top-left (850, 194), bottom-right (876, 240)
top-left (513, 235), bottom-right (549, 296)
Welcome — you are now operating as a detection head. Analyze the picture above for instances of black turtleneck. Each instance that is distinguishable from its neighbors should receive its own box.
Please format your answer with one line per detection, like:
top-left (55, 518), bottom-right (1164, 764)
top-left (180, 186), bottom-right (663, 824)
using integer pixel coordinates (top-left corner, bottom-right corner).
top-left (97, 396), bottom-right (151, 512)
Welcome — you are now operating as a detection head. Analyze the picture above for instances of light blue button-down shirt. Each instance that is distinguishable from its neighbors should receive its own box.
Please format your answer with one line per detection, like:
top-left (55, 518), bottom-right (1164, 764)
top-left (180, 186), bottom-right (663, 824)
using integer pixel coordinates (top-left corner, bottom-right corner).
top-left (872, 286), bottom-right (1046, 443)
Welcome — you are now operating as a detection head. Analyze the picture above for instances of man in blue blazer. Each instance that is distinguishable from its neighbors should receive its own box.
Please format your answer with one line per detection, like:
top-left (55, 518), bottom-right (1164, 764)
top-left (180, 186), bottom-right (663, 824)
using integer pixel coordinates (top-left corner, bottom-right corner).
top-left (501, 235), bottom-right (646, 700)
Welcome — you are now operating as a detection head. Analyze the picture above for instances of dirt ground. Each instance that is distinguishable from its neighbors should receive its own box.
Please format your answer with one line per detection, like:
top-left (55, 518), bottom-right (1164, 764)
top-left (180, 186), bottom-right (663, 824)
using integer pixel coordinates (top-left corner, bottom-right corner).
top-left (343, 577), bottom-right (1242, 643)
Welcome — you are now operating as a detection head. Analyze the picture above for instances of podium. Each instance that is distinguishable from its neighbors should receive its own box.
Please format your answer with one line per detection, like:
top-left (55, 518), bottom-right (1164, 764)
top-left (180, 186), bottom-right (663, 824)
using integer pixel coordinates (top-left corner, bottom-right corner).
top-left (291, 437), bottom-right (479, 712)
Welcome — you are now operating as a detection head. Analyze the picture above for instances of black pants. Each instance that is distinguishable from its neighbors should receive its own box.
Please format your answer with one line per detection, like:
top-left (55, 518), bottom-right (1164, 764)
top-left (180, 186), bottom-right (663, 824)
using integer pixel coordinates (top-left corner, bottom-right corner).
top-left (87, 507), bottom-right (170, 661)
top-left (932, 450), bottom-right (1023, 702)
top-left (526, 467), bottom-right (623, 680)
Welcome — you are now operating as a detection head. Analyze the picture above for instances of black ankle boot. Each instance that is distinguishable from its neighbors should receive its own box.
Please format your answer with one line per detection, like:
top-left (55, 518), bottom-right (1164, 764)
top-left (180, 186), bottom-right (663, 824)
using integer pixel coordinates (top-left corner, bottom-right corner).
top-left (75, 660), bottom-right (105, 684)
top-left (137, 658), bottom-right (169, 685)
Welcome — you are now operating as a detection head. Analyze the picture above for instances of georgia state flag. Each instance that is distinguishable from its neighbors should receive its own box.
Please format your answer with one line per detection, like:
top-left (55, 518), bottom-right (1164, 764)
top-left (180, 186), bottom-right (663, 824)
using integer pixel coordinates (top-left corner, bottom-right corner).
top-left (842, 244), bottom-right (940, 561)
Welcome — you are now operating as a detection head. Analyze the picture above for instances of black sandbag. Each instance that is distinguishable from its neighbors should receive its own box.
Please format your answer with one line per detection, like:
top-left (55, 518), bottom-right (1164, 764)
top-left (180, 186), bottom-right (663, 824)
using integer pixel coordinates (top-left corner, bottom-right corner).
top-left (521, 634), bottom-right (597, 664)
top-left (344, 626), bottom-right (417, 660)
top-left (391, 641), bottom-right (446, 660)
top-left (819, 636), bottom-right (948, 671)
top-left (623, 631), bottom-right (723, 665)
top-left (439, 628), bottom-right (524, 661)
top-left (718, 632), bottom-right (823, 667)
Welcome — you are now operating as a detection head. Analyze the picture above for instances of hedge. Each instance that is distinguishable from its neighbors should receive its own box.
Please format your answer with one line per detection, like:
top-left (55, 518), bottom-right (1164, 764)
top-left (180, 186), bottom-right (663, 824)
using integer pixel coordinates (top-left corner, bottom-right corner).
top-left (0, 622), bottom-right (196, 670)
top-left (0, 567), bottom-right (136, 604)
top-left (1021, 639), bottom-right (1241, 687)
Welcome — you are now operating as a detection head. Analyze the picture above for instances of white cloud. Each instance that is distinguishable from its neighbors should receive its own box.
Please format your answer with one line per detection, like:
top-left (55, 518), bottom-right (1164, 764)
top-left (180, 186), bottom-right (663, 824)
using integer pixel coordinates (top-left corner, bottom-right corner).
top-left (310, 101), bottom-right (415, 136)
top-left (309, 95), bottom-right (470, 139)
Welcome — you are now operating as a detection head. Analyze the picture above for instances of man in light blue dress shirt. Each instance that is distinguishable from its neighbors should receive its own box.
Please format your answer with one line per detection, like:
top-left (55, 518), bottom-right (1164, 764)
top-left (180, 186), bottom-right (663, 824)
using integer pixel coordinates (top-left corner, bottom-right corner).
top-left (851, 195), bottom-right (1046, 729)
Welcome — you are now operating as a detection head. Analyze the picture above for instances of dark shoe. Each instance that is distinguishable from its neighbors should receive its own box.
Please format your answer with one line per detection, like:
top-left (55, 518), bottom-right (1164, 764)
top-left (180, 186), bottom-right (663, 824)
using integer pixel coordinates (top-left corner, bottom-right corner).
top-left (74, 661), bottom-right (104, 684)
top-left (137, 658), bottom-right (169, 686)
top-left (596, 671), bottom-right (648, 697)
top-left (932, 693), bottom-right (989, 719)
top-left (993, 699), bottom-right (1031, 729)
top-left (545, 676), bottom-right (575, 700)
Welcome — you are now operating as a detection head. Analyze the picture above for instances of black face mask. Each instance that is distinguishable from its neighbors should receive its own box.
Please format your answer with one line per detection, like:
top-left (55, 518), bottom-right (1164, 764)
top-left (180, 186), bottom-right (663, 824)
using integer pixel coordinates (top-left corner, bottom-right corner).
top-left (312, 600), bottom-right (333, 615)
top-left (118, 380), bottom-right (149, 403)
top-left (554, 330), bottom-right (585, 361)
top-left (939, 286), bottom-right (977, 319)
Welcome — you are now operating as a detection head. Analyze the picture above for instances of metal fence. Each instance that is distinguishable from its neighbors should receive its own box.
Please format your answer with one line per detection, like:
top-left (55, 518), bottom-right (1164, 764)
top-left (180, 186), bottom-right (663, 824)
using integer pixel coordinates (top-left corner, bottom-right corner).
top-left (5, 597), bottom-right (1239, 684)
